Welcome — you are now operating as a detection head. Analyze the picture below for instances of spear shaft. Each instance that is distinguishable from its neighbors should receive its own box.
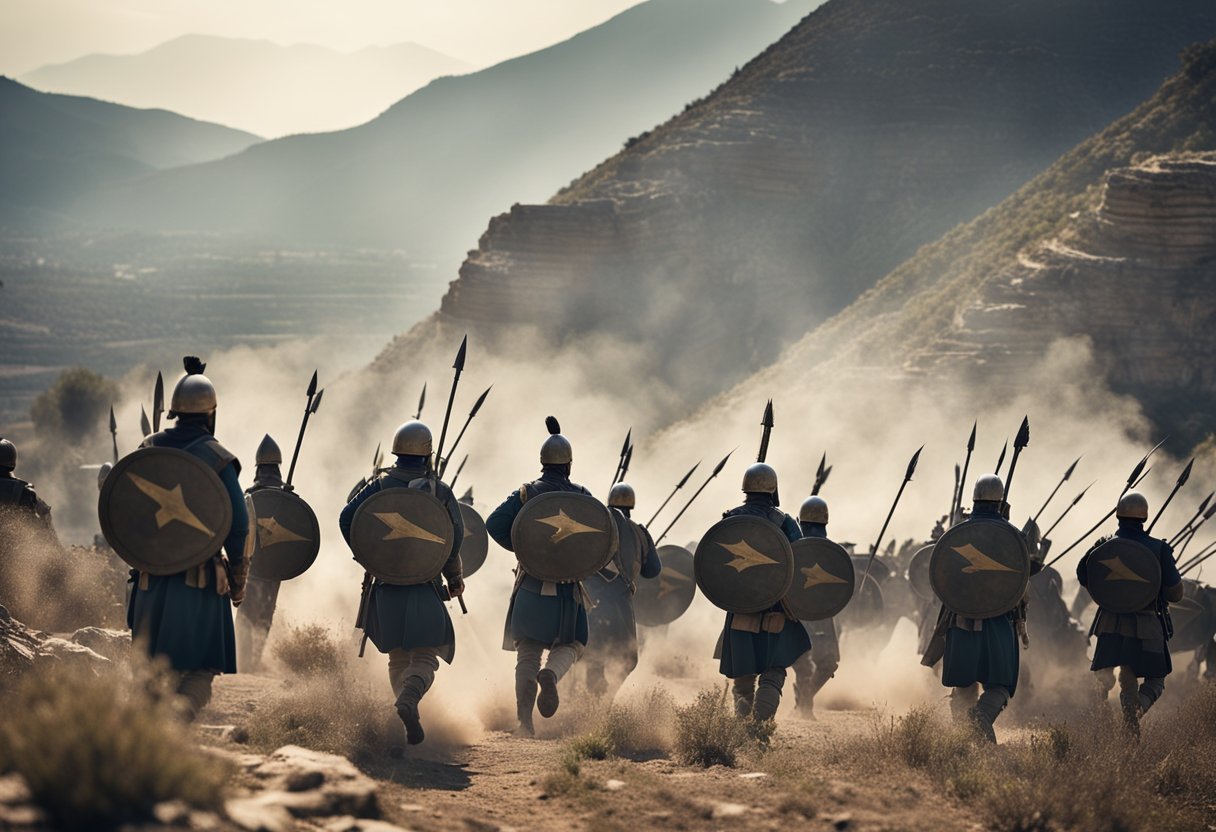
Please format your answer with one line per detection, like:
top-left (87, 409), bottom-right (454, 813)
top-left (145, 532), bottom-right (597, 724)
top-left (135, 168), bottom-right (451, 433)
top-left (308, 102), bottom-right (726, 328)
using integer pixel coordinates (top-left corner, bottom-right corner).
top-left (645, 460), bottom-right (700, 530)
top-left (1042, 482), bottom-right (1094, 539)
top-left (1147, 458), bottom-right (1194, 533)
top-left (757, 401), bottom-right (773, 464)
top-left (655, 450), bottom-right (734, 546)
top-left (285, 371), bottom-right (318, 488)
top-left (153, 372), bottom-right (164, 433)
top-left (860, 446), bottom-right (922, 587)
top-left (954, 422), bottom-right (977, 524)
top-left (109, 406), bottom-right (118, 462)
top-left (433, 336), bottom-right (468, 476)
top-left (1033, 456), bottom-right (1081, 524)
top-left (438, 384), bottom-right (490, 478)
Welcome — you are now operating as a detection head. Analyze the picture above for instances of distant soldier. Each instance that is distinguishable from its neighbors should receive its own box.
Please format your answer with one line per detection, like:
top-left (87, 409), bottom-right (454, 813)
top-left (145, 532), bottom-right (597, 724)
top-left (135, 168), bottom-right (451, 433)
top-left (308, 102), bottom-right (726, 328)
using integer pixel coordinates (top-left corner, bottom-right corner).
top-left (790, 496), bottom-right (840, 719)
top-left (582, 482), bottom-right (662, 700)
top-left (235, 434), bottom-right (287, 672)
top-left (93, 462), bottom-right (114, 549)
top-left (128, 358), bottom-right (249, 721)
top-left (0, 438), bottom-right (52, 522)
top-left (339, 421), bottom-right (464, 746)
top-left (717, 463), bottom-right (809, 724)
top-left (923, 475), bottom-right (1035, 742)
top-left (486, 418), bottom-right (593, 735)
top-left (1076, 492), bottom-right (1183, 733)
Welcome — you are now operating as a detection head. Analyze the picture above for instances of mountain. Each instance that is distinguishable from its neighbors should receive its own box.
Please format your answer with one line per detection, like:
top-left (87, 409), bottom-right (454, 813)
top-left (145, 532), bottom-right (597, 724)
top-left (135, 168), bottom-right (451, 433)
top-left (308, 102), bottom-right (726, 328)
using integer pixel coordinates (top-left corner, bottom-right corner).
top-left (67, 0), bottom-right (821, 261)
top-left (668, 41), bottom-right (1216, 451)
top-left (0, 77), bottom-right (260, 225)
top-left (382, 0), bottom-right (1216, 413)
top-left (21, 35), bottom-right (473, 138)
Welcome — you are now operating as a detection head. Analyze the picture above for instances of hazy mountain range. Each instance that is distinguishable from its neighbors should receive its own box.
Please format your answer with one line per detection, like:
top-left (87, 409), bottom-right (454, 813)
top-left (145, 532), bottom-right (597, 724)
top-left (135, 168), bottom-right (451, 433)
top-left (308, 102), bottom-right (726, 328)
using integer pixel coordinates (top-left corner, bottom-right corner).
top-left (21, 35), bottom-right (473, 138)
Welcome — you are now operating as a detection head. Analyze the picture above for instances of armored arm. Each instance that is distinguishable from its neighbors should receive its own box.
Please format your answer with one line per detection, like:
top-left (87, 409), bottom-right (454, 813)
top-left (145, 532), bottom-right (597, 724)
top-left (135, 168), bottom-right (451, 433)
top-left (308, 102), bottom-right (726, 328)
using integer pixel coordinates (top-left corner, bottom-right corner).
top-left (485, 492), bottom-right (523, 551)
top-left (639, 525), bottom-right (662, 579)
top-left (781, 513), bottom-right (802, 543)
top-left (338, 478), bottom-right (380, 545)
top-left (441, 486), bottom-right (465, 587)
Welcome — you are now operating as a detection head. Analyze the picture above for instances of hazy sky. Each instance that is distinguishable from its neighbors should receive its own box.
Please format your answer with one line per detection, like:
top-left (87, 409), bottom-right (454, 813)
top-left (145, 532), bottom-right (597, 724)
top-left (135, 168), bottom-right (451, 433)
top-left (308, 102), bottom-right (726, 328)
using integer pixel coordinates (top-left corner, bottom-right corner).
top-left (1, 0), bottom-right (648, 75)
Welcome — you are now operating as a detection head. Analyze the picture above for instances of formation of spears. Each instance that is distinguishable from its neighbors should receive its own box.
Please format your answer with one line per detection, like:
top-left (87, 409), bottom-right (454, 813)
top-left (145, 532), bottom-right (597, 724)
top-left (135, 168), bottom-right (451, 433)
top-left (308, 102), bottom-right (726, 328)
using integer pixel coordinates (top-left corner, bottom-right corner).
top-left (1, 337), bottom-right (1213, 746)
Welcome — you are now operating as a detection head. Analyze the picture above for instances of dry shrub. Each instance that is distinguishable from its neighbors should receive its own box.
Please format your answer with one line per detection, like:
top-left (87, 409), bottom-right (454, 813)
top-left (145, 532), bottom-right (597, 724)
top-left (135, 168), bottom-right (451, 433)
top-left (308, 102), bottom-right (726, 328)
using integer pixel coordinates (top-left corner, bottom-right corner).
top-left (562, 686), bottom-right (677, 764)
top-left (270, 622), bottom-right (346, 676)
top-left (673, 686), bottom-right (752, 768)
top-left (0, 659), bottom-right (229, 829)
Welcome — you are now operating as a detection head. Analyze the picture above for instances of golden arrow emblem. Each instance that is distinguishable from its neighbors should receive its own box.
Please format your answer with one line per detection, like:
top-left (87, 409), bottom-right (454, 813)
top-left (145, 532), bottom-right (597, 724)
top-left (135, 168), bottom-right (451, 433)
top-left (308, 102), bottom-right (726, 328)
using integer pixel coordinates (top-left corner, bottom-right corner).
top-left (657, 570), bottom-right (693, 599)
top-left (127, 472), bottom-right (214, 536)
top-left (257, 516), bottom-right (308, 549)
top-left (719, 539), bottom-right (778, 573)
top-left (951, 543), bottom-right (1018, 574)
top-left (1097, 556), bottom-right (1150, 583)
top-left (801, 563), bottom-right (849, 589)
top-left (373, 512), bottom-right (445, 544)
top-left (536, 510), bottom-right (604, 544)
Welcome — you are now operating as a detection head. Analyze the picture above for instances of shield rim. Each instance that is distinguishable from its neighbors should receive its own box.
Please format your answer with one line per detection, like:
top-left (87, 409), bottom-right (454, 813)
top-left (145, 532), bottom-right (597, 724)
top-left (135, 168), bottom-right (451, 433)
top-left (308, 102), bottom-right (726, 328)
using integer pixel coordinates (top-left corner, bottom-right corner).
top-left (908, 544), bottom-right (935, 601)
top-left (785, 537), bottom-right (855, 621)
top-left (1083, 538), bottom-right (1163, 615)
top-left (98, 446), bottom-right (232, 576)
top-left (693, 515), bottom-right (795, 615)
top-left (247, 488), bottom-right (321, 582)
top-left (929, 517), bottom-right (1030, 618)
top-left (510, 491), bottom-right (618, 583)
top-left (635, 544), bottom-right (696, 627)
top-left (350, 487), bottom-right (454, 585)
top-left (458, 502), bottom-right (490, 579)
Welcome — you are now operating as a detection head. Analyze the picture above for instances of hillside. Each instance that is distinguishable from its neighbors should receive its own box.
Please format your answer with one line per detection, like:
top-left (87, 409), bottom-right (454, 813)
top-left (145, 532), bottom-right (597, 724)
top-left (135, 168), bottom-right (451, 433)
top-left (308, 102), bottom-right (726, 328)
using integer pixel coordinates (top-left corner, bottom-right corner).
top-left (397, 0), bottom-right (1216, 410)
top-left (21, 35), bottom-right (472, 138)
top-left (0, 77), bottom-right (260, 225)
top-left (67, 0), bottom-right (818, 262)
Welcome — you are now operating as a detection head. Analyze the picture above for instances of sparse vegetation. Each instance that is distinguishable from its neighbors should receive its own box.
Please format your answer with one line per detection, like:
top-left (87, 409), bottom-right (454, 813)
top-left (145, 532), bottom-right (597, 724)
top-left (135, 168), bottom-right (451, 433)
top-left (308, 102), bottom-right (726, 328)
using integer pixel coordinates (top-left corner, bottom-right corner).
top-left (29, 367), bottom-right (119, 441)
top-left (271, 622), bottom-right (346, 676)
top-left (673, 686), bottom-right (753, 768)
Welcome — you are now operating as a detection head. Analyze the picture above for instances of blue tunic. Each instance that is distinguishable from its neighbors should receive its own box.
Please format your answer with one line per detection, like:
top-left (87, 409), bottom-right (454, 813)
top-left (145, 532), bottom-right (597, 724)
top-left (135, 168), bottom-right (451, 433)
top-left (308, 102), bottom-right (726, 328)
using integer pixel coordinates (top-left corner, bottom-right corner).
top-left (339, 455), bottom-right (463, 662)
top-left (718, 495), bottom-right (811, 678)
top-left (584, 508), bottom-right (662, 662)
top-left (128, 421), bottom-right (248, 673)
top-left (486, 466), bottom-right (592, 650)
top-left (1077, 520), bottom-right (1182, 678)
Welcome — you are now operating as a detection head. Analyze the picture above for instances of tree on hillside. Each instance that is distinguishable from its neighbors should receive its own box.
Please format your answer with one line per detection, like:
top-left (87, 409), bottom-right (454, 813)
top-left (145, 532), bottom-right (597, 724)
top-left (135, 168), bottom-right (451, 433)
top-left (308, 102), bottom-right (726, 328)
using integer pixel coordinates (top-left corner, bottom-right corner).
top-left (30, 368), bottom-right (119, 444)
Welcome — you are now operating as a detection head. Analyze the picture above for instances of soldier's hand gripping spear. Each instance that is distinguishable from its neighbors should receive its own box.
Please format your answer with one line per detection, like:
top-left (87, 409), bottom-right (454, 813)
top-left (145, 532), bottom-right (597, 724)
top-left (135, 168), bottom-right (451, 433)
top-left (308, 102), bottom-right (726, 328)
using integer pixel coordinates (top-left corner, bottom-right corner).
top-left (437, 385), bottom-right (491, 479)
top-left (1033, 456), bottom-right (1081, 525)
top-left (655, 450), bottom-right (734, 545)
top-left (610, 428), bottom-right (632, 491)
top-left (757, 400), bottom-right (774, 463)
top-left (1147, 457), bottom-right (1193, 534)
top-left (952, 421), bottom-right (977, 523)
top-left (285, 371), bottom-right (322, 489)
top-left (152, 372), bottom-right (164, 433)
top-left (109, 405), bottom-right (118, 463)
top-left (860, 446), bottom-right (923, 587)
top-left (645, 460), bottom-right (700, 530)
top-left (432, 336), bottom-right (469, 614)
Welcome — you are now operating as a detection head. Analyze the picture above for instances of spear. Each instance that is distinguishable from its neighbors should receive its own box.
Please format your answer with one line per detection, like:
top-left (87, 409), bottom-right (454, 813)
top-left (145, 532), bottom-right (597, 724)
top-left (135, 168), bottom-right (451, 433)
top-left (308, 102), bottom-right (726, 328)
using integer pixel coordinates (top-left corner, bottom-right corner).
top-left (1042, 482), bottom-right (1094, 539)
top-left (1179, 538), bottom-right (1216, 572)
top-left (1175, 501), bottom-right (1216, 554)
top-left (954, 422), bottom-right (977, 523)
top-left (140, 405), bottom-right (151, 438)
top-left (109, 405), bottom-right (118, 462)
top-left (645, 460), bottom-right (700, 529)
top-left (1180, 543), bottom-right (1216, 576)
top-left (994, 439), bottom-right (1009, 478)
top-left (817, 465), bottom-right (833, 495)
top-left (1002, 417), bottom-right (1031, 509)
top-left (1169, 491), bottom-right (1214, 546)
top-left (860, 446), bottom-right (923, 587)
top-left (619, 444), bottom-right (634, 483)
top-left (1033, 456), bottom-right (1081, 524)
top-left (1147, 457), bottom-right (1194, 533)
top-left (415, 382), bottom-right (427, 421)
top-left (433, 336), bottom-right (468, 476)
top-left (757, 400), bottom-right (774, 463)
top-left (655, 449), bottom-right (734, 546)
top-left (152, 372), bottom-right (164, 432)
top-left (285, 371), bottom-right (319, 487)
top-left (949, 462), bottom-right (960, 524)
top-left (610, 428), bottom-right (632, 490)
top-left (437, 384), bottom-right (491, 478)
top-left (811, 453), bottom-right (828, 496)
top-left (448, 455), bottom-right (469, 491)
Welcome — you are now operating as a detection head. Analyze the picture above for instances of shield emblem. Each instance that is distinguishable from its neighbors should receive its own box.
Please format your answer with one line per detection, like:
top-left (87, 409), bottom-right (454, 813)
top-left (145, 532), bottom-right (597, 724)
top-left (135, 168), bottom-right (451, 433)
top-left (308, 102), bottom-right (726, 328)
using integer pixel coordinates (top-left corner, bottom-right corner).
top-left (459, 502), bottom-right (490, 578)
top-left (511, 492), bottom-right (617, 582)
top-left (908, 544), bottom-right (935, 601)
top-left (837, 573), bottom-right (884, 630)
top-left (98, 447), bottom-right (233, 575)
top-left (1169, 580), bottom-right (1216, 652)
top-left (246, 489), bottom-right (321, 582)
top-left (694, 516), bottom-right (794, 614)
top-left (635, 544), bottom-right (696, 626)
top-left (784, 538), bottom-right (854, 621)
top-left (929, 518), bottom-right (1030, 618)
top-left (1083, 538), bottom-right (1162, 614)
top-left (350, 488), bottom-right (454, 585)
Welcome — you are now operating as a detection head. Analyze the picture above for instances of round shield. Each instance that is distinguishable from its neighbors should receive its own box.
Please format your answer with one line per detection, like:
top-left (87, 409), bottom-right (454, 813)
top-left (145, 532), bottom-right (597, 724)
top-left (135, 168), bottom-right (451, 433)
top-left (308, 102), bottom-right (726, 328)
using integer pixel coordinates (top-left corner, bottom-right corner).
top-left (929, 518), bottom-right (1029, 618)
top-left (694, 516), bottom-right (794, 614)
top-left (852, 555), bottom-right (892, 585)
top-left (98, 447), bottom-right (232, 575)
top-left (1170, 580), bottom-right (1216, 652)
top-left (635, 545), bottom-right (696, 626)
top-left (837, 573), bottom-right (885, 630)
top-left (1083, 538), bottom-right (1162, 614)
top-left (246, 489), bottom-right (321, 582)
top-left (908, 544), bottom-right (935, 601)
top-left (459, 502), bottom-right (490, 578)
top-left (784, 538), bottom-right (855, 621)
top-left (511, 491), bottom-right (617, 582)
top-left (350, 488), bottom-right (454, 585)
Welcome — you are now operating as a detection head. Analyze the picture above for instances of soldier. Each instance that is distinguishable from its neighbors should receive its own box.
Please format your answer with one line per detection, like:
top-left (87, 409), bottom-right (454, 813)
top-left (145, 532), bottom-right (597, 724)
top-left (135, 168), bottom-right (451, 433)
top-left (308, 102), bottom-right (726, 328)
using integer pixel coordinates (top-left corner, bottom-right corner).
top-left (235, 435), bottom-right (286, 672)
top-left (0, 438), bottom-right (52, 522)
top-left (1076, 491), bottom-right (1183, 733)
top-left (129, 358), bottom-right (249, 721)
top-left (582, 482), bottom-right (662, 701)
top-left (924, 475), bottom-right (1034, 742)
top-left (486, 418), bottom-right (592, 735)
top-left (790, 496), bottom-right (840, 719)
top-left (339, 420), bottom-right (464, 746)
top-left (718, 463), bottom-right (809, 724)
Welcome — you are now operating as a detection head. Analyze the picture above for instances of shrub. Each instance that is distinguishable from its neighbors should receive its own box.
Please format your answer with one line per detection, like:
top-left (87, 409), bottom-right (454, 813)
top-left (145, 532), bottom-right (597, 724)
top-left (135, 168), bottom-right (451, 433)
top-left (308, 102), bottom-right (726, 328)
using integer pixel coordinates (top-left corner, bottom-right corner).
top-left (673, 686), bottom-right (752, 768)
top-left (271, 623), bottom-right (346, 677)
top-left (29, 367), bottom-right (119, 441)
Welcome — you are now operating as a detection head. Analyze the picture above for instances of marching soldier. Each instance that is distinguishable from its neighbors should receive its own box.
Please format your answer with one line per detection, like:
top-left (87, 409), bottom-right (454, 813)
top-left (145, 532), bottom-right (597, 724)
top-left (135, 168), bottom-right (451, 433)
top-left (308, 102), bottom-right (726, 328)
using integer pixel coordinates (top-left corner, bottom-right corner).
top-left (486, 418), bottom-right (593, 735)
top-left (717, 463), bottom-right (809, 725)
top-left (128, 357), bottom-right (249, 721)
top-left (0, 438), bottom-right (52, 522)
top-left (235, 435), bottom-right (287, 672)
top-left (582, 482), bottom-right (662, 700)
top-left (791, 496), bottom-right (840, 719)
top-left (1076, 491), bottom-right (1183, 733)
top-left (339, 420), bottom-right (464, 746)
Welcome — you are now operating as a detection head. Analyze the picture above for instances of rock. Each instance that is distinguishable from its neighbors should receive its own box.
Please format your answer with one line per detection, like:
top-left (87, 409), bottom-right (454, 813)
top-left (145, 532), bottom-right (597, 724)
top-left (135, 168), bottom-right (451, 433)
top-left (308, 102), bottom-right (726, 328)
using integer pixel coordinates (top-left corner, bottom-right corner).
top-left (0, 773), bottom-right (46, 828)
top-left (41, 637), bottom-right (110, 670)
top-left (244, 745), bottom-right (379, 820)
top-left (711, 802), bottom-right (749, 818)
top-left (604, 779), bottom-right (625, 791)
top-left (739, 772), bottom-right (768, 779)
top-left (226, 794), bottom-right (294, 832)
top-left (70, 626), bottom-right (130, 661)
top-left (0, 611), bottom-right (43, 676)
top-left (322, 817), bottom-right (413, 832)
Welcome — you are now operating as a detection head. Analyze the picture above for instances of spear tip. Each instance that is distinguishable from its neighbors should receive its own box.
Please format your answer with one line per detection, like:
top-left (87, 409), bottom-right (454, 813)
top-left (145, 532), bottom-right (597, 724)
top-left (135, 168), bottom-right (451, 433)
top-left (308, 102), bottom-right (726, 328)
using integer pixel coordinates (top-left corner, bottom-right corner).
top-left (906, 445), bottom-right (924, 479)
top-left (713, 448), bottom-right (736, 476)
top-left (762, 400), bottom-right (774, 427)
top-left (310, 388), bottom-right (324, 413)
top-left (453, 335), bottom-right (468, 370)
top-left (1180, 457), bottom-right (1195, 485)
top-left (306, 370), bottom-right (318, 397)
top-left (1015, 416), bottom-right (1030, 447)
top-left (967, 420), bottom-right (977, 450)
top-left (109, 405), bottom-right (117, 431)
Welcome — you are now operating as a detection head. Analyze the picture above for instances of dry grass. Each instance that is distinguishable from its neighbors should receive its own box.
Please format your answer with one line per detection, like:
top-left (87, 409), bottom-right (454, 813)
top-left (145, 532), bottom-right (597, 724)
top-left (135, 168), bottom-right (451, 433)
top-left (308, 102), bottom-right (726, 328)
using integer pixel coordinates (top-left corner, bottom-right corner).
top-left (0, 658), bottom-right (229, 829)
top-left (672, 685), bottom-right (755, 768)
top-left (562, 686), bottom-right (677, 762)
top-left (270, 622), bottom-right (347, 677)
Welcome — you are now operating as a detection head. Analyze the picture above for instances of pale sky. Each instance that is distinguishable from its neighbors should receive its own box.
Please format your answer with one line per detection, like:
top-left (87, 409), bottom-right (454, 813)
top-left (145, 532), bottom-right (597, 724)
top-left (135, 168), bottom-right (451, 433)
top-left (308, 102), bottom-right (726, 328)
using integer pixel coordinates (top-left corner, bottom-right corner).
top-left (0, 0), bottom-right (648, 75)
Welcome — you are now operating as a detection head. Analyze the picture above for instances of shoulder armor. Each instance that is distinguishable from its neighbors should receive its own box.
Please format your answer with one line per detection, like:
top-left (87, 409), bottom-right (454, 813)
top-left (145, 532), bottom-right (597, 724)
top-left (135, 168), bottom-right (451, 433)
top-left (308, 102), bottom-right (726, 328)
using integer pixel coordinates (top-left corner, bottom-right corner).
top-left (519, 484), bottom-right (530, 504)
